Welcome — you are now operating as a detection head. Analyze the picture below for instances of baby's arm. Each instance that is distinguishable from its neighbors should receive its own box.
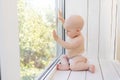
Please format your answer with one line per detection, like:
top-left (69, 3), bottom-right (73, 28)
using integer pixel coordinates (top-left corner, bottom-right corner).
top-left (53, 30), bottom-right (82, 49)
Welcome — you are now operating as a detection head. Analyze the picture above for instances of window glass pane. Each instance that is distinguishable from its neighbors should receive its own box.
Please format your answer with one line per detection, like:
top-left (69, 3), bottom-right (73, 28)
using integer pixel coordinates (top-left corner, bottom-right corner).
top-left (17, 0), bottom-right (56, 79)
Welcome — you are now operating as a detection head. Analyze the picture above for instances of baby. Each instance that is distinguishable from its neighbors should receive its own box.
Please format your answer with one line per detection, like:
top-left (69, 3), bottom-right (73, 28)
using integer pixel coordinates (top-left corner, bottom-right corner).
top-left (53, 11), bottom-right (95, 73)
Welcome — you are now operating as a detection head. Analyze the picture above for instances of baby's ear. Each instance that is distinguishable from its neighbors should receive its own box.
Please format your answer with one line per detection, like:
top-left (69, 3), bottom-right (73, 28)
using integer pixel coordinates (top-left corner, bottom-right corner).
top-left (76, 29), bottom-right (80, 32)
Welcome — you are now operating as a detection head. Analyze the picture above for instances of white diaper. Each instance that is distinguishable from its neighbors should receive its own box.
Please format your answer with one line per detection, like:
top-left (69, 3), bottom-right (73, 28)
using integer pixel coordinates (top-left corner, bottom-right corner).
top-left (69, 52), bottom-right (87, 64)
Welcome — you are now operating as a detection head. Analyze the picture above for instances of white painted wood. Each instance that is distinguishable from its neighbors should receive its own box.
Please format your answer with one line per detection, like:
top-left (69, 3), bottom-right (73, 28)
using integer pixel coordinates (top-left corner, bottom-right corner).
top-left (65, 0), bottom-right (88, 53)
top-left (44, 67), bottom-right (57, 80)
top-left (0, 0), bottom-right (20, 80)
top-left (111, 0), bottom-right (117, 59)
top-left (86, 59), bottom-right (103, 80)
top-left (99, 0), bottom-right (114, 59)
top-left (100, 60), bottom-right (120, 80)
top-left (116, 0), bottom-right (120, 61)
top-left (68, 71), bottom-right (85, 80)
top-left (112, 61), bottom-right (120, 76)
top-left (87, 0), bottom-right (99, 57)
top-left (49, 60), bottom-right (120, 80)
top-left (51, 70), bottom-right (70, 80)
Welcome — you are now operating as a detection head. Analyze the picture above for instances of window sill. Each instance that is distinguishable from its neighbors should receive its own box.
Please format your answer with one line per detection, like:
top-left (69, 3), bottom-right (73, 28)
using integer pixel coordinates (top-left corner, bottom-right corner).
top-left (36, 56), bottom-right (60, 80)
top-left (36, 57), bottom-right (120, 80)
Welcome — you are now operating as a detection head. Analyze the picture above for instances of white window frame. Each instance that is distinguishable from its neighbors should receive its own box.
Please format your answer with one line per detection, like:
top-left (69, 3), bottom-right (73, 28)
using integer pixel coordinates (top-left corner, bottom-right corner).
top-left (56, 0), bottom-right (66, 56)
top-left (36, 0), bottom-right (66, 80)
top-left (116, 0), bottom-right (120, 61)
top-left (0, 0), bottom-right (20, 80)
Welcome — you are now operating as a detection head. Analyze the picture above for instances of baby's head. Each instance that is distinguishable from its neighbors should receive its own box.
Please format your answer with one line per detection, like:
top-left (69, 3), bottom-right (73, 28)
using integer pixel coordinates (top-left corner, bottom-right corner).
top-left (64, 15), bottom-right (84, 30)
top-left (64, 15), bottom-right (84, 38)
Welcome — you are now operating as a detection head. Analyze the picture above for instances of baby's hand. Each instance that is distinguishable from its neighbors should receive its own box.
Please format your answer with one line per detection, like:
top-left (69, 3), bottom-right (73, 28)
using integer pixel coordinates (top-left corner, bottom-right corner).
top-left (53, 30), bottom-right (59, 41)
top-left (58, 10), bottom-right (63, 21)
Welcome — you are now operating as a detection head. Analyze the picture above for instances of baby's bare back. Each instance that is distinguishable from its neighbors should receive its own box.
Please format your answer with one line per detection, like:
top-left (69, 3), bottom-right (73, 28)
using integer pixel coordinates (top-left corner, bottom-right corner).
top-left (66, 35), bottom-right (84, 58)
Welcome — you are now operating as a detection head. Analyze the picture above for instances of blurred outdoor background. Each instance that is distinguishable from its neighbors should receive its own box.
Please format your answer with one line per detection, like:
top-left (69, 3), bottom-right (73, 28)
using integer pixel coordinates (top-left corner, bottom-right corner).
top-left (17, 0), bottom-right (56, 79)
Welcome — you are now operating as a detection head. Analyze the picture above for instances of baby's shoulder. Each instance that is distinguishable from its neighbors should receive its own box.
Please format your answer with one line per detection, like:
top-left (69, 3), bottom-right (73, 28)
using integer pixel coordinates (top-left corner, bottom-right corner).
top-left (76, 35), bottom-right (84, 39)
top-left (76, 35), bottom-right (84, 42)
top-left (72, 35), bottom-right (83, 42)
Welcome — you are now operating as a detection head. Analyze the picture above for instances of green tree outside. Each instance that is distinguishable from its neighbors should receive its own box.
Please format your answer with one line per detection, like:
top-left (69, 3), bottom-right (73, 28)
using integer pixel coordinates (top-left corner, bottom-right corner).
top-left (17, 0), bottom-right (56, 79)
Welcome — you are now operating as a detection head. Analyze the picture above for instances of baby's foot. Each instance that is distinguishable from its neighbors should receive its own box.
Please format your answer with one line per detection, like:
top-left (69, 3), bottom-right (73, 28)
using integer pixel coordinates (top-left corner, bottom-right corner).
top-left (56, 64), bottom-right (69, 71)
top-left (88, 65), bottom-right (95, 73)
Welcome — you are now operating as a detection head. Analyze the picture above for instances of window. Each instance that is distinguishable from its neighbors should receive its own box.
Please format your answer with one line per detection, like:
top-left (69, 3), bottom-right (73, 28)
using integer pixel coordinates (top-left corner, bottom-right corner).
top-left (17, 0), bottom-right (65, 80)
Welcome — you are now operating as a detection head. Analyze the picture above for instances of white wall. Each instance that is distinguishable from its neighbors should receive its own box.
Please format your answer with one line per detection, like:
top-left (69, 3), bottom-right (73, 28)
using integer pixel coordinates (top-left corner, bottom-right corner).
top-left (0, 0), bottom-right (20, 80)
top-left (65, 0), bottom-right (117, 60)
top-left (116, 0), bottom-right (120, 61)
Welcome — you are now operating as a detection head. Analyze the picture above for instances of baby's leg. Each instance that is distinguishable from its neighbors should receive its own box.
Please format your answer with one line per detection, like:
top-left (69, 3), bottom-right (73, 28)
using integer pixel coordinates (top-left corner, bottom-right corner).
top-left (70, 62), bottom-right (95, 73)
top-left (70, 62), bottom-right (88, 71)
top-left (70, 56), bottom-right (95, 73)
top-left (60, 55), bottom-right (69, 65)
top-left (71, 56), bottom-right (87, 63)
top-left (56, 55), bottom-right (70, 70)
top-left (88, 64), bottom-right (95, 73)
